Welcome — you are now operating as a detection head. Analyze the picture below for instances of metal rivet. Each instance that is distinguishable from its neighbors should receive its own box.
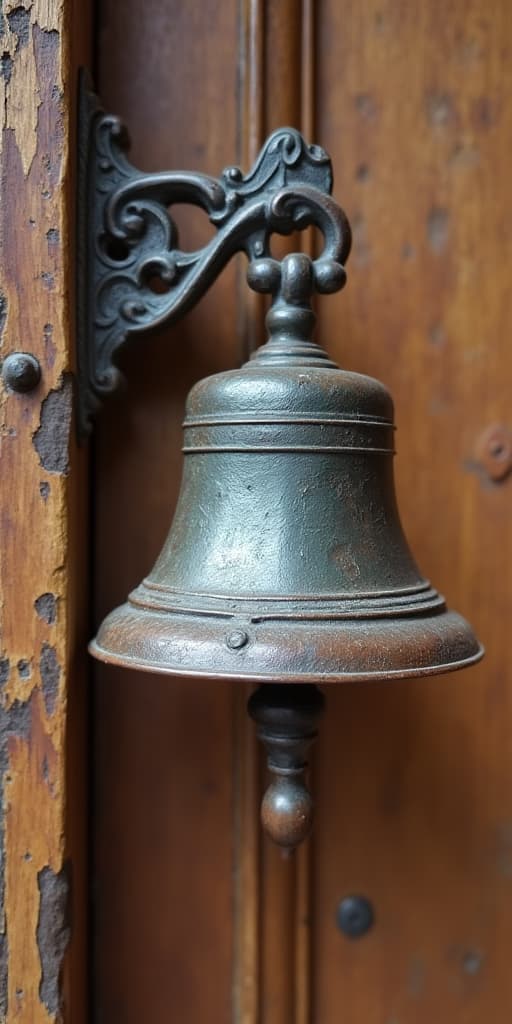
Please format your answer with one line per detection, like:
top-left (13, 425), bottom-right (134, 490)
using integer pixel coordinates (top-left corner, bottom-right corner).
top-left (336, 895), bottom-right (374, 938)
top-left (2, 352), bottom-right (41, 393)
top-left (226, 629), bottom-right (249, 650)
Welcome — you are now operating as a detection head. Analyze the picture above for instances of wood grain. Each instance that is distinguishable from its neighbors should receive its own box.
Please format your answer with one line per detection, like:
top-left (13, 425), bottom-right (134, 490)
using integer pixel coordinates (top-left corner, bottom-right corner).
top-left (313, 1), bottom-right (512, 1021)
top-left (0, 1), bottom-right (90, 1021)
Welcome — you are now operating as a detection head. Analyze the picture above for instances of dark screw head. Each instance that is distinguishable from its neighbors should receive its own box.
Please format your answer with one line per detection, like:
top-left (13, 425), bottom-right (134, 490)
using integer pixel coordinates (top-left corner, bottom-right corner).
top-left (336, 895), bottom-right (374, 939)
top-left (2, 352), bottom-right (41, 393)
top-left (226, 629), bottom-right (249, 650)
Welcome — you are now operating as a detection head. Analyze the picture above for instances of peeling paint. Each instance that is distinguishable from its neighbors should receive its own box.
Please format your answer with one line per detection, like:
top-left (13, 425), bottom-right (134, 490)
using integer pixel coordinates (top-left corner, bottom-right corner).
top-left (0, 932), bottom-right (7, 1018)
top-left (33, 376), bottom-right (72, 474)
top-left (0, 52), bottom-right (13, 85)
top-left (40, 270), bottom-right (55, 290)
top-left (39, 480), bottom-right (50, 501)
top-left (0, 660), bottom-right (9, 689)
top-left (39, 643), bottom-right (60, 715)
top-left (43, 321), bottom-right (56, 368)
top-left (0, 292), bottom-right (7, 342)
top-left (16, 659), bottom-right (31, 679)
top-left (0, 698), bottom-right (34, 752)
top-left (36, 864), bottom-right (71, 1016)
top-left (4, 31), bottom-right (40, 178)
top-left (0, 695), bottom-right (35, 1018)
top-left (35, 592), bottom-right (57, 624)
top-left (6, 8), bottom-right (31, 51)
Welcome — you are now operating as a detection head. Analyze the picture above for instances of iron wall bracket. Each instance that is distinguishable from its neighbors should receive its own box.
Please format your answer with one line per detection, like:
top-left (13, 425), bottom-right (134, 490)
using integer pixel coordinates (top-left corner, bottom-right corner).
top-left (76, 71), bottom-right (351, 439)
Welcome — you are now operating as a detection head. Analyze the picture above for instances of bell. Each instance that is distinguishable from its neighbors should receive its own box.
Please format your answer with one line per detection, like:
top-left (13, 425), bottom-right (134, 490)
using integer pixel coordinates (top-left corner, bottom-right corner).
top-left (91, 251), bottom-right (482, 848)
top-left (92, 253), bottom-right (481, 684)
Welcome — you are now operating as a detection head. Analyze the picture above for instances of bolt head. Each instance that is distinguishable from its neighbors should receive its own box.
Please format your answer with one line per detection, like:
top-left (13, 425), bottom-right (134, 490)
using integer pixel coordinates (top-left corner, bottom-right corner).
top-left (2, 352), bottom-right (41, 393)
top-left (336, 895), bottom-right (374, 938)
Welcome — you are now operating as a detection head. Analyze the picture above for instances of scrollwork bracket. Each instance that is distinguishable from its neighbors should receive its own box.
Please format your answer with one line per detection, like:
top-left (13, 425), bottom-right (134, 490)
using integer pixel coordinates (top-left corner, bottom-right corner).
top-left (76, 71), bottom-right (351, 438)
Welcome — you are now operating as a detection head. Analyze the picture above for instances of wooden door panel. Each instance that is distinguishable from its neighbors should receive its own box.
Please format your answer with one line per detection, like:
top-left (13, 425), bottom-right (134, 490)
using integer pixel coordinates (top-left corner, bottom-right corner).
top-left (93, 3), bottom-right (239, 1021)
top-left (92, 2), bottom-right (512, 1022)
top-left (313, 2), bottom-right (512, 1020)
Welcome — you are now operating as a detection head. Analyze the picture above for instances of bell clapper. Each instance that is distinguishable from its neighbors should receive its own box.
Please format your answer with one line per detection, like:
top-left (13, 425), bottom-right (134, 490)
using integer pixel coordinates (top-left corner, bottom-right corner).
top-left (248, 684), bottom-right (325, 851)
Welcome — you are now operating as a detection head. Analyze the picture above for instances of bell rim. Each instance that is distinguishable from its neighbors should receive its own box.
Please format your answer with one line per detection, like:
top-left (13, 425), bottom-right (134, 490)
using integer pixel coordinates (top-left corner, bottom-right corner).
top-left (89, 636), bottom-right (484, 684)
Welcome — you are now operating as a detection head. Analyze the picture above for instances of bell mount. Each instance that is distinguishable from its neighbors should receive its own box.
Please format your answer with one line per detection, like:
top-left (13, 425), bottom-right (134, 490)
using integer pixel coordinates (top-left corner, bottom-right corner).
top-left (77, 71), bottom-right (351, 440)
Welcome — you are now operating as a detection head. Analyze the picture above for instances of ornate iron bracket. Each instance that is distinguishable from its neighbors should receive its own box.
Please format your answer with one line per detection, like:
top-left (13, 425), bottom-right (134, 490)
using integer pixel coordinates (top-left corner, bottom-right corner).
top-left (76, 70), bottom-right (351, 437)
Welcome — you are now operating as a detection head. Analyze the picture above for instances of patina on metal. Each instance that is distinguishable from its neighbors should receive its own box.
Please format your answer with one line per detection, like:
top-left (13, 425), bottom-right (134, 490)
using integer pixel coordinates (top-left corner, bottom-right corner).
top-left (76, 71), bottom-right (347, 438)
top-left (248, 684), bottom-right (325, 849)
top-left (82, 82), bottom-right (483, 847)
top-left (92, 250), bottom-right (482, 684)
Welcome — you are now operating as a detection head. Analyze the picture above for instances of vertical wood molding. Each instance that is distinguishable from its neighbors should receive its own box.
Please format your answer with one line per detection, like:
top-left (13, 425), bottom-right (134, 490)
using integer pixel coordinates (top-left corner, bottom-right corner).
top-left (237, 0), bottom-right (266, 360)
top-left (233, 3), bottom-right (317, 1022)
top-left (233, 7), bottom-right (265, 1020)
top-left (0, 1), bottom-right (90, 1020)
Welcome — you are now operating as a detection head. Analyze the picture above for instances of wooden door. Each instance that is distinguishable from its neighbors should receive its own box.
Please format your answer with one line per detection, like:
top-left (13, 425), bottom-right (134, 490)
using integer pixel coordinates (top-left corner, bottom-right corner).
top-left (91, 3), bottom-right (512, 1023)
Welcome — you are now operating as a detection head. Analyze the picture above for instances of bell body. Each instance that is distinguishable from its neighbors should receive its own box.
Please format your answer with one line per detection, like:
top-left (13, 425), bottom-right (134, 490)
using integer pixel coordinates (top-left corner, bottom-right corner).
top-left (92, 338), bottom-right (482, 682)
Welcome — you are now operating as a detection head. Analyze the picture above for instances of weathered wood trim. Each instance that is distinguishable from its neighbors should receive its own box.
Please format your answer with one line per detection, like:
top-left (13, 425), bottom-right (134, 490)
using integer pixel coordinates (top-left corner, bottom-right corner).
top-left (0, 1), bottom-right (90, 1020)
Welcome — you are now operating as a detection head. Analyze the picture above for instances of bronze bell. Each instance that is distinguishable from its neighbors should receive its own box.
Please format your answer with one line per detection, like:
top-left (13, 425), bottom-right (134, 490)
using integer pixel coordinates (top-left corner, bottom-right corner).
top-left (92, 252), bottom-right (482, 846)
top-left (86, 122), bottom-right (482, 849)
top-left (92, 253), bottom-right (481, 683)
